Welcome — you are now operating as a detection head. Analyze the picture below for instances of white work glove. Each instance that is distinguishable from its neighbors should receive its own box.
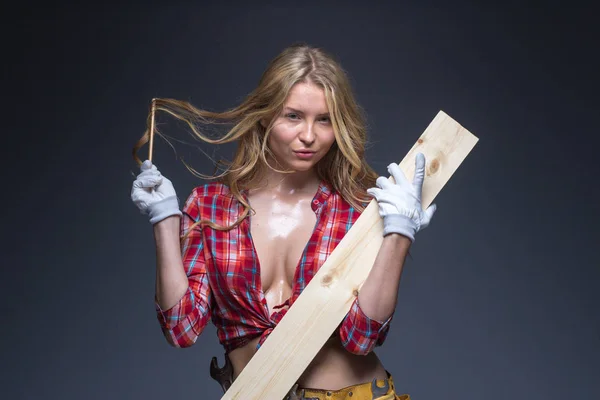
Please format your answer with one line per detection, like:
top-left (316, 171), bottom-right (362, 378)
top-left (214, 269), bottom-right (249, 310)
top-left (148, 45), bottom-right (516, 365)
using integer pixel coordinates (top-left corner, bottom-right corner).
top-left (366, 153), bottom-right (437, 242)
top-left (131, 160), bottom-right (182, 225)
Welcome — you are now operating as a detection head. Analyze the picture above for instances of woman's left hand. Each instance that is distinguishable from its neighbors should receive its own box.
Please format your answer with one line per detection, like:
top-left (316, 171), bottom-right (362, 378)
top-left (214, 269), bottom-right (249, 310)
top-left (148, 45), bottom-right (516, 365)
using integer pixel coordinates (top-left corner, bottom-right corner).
top-left (367, 153), bottom-right (437, 242)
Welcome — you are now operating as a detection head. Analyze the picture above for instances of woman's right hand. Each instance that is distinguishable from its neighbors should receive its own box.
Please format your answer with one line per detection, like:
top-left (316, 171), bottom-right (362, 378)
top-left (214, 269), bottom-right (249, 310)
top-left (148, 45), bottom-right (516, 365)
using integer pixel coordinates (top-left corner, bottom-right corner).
top-left (131, 160), bottom-right (182, 225)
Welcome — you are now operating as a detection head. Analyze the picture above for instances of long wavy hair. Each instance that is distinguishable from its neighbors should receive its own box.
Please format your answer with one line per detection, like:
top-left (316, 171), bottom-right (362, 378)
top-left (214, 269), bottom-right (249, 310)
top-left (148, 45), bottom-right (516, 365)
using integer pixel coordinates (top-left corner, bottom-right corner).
top-left (132, 43), bottom-right (378, 236)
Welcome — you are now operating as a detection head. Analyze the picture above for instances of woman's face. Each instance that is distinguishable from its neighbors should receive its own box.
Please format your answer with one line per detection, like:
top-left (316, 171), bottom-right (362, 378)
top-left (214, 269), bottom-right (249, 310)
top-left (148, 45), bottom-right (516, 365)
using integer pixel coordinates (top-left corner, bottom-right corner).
top-left (266, 81), bottom-right (336, 173)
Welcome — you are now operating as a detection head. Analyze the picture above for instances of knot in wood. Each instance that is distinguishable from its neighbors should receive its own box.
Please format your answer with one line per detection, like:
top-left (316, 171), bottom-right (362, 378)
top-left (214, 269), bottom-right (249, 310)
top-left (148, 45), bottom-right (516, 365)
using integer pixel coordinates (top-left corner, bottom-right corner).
top-left (428, 158), bottom-right (440, 175)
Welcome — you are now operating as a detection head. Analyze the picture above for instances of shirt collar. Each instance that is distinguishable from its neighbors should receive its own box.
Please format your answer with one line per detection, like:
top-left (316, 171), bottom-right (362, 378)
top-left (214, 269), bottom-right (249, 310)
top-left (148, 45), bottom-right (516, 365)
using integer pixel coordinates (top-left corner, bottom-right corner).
top-left (311, 180), bottom-right (332, 212)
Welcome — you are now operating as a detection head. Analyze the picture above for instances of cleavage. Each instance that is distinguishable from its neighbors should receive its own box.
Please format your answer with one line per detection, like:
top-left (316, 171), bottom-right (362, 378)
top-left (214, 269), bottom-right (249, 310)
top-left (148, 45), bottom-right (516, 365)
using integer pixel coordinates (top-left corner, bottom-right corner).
top-left (248, 192), bottom-right (317, 316)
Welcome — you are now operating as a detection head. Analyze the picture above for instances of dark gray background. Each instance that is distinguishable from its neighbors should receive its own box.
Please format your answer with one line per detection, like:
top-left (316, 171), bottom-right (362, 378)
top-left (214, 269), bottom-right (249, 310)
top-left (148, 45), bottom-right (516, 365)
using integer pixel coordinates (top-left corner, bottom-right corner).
top-left (3, 1), bottom-right (599, 399)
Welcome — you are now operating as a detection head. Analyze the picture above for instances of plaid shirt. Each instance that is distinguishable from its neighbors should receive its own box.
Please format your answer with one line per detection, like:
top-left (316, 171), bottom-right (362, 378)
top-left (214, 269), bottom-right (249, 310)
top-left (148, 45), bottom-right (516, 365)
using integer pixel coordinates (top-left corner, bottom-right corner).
top-left (155, 181), bottom-right (392, 355)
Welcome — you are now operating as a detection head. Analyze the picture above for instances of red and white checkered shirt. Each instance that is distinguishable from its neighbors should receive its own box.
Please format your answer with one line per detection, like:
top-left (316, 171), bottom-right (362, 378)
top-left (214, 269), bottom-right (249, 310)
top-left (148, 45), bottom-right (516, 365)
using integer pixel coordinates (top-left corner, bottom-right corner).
top-left (155, 180), bottom-right (392, 355)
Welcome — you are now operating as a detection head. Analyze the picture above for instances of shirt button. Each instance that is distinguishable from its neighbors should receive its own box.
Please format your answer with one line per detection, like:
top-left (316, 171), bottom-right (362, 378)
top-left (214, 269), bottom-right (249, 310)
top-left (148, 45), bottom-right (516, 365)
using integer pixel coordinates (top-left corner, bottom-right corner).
top-left (313, 200), bottom-right (319, 204)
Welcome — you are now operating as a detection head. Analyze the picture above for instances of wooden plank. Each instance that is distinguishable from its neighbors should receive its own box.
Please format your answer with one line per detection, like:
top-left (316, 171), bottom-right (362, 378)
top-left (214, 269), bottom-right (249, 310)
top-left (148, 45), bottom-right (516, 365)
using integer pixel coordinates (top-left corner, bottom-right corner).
top-left (221, 110), bottom-right (479, 400)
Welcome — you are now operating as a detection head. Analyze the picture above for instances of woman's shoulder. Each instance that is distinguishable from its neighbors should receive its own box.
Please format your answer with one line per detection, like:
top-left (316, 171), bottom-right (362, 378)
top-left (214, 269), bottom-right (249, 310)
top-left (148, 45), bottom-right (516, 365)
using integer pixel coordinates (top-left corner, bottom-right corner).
top-left (188, 181), bottom-right (234, 199)
top-left (325, 184), bottom-right (367, 213)
top-left (183, 181), bottom-right (242, 223)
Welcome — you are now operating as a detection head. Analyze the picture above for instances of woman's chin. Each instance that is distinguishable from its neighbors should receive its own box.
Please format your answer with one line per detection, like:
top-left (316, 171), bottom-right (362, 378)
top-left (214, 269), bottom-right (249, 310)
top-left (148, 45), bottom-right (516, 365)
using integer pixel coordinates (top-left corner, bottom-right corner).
top-left (287, 161), bottom-right (317, 173)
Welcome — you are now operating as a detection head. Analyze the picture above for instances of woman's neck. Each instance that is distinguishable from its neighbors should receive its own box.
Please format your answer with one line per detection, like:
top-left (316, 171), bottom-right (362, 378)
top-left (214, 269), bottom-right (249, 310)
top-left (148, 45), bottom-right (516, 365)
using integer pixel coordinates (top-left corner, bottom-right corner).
top-left (254, 164), bottom-right (321, 196)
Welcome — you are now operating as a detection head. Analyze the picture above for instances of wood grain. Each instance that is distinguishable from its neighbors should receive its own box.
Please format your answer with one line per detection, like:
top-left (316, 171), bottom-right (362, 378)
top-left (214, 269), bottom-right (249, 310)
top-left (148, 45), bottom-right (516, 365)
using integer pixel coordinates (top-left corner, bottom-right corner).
top-left (148, 98), bottom-right (156, 162)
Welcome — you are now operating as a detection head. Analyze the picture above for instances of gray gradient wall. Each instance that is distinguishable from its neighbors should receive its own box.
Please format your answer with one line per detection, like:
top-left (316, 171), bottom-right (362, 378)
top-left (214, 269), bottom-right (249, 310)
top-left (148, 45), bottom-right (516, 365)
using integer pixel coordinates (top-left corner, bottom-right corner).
top-left (3, 2), bottom-right (599, 399)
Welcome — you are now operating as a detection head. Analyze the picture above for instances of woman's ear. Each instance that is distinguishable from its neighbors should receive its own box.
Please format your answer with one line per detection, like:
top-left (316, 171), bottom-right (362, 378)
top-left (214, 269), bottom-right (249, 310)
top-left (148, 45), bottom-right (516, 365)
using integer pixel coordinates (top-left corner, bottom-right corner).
top-left (260, 118), bottom-right (268, 128)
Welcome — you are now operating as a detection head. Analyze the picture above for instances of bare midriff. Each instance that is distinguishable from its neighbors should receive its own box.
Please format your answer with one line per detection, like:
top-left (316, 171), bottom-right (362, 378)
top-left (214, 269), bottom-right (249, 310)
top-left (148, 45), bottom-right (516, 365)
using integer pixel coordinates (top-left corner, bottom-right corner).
top-left (228, 336), bottom-right (388, 390)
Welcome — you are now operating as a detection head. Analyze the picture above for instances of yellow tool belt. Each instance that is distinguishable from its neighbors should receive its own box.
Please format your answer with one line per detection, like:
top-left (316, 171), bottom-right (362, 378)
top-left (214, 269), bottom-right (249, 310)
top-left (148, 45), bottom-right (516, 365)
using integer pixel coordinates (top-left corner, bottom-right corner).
top-left (288, 373), bottom-right (410, 400)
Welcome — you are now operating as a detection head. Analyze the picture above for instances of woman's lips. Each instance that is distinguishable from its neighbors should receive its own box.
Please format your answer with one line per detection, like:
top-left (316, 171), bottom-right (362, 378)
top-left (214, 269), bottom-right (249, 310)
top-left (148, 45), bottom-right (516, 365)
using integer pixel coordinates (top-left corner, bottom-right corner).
top-left (294, 150), bottom-right (316, 159)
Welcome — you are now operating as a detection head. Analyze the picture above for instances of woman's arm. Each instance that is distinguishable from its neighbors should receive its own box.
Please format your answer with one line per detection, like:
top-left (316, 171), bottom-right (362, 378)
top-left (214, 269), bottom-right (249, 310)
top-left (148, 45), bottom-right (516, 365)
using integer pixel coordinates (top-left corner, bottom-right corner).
top-left (356, 233), bottom-right (411, 322)
top-left (358, 153), bottom-right (436, 321)
top-left (154, 215), bottom-right (189, 309)
top-left (336, 234), bottom-right (409, 355)
top-left (131, 160), bottom-right (190, 309)
top-left (131, 161), bottom-right (212, 347)
top-left (153, 189), bottom-right (213, 347)
top-left (338, 154), bottom-right (436, 354)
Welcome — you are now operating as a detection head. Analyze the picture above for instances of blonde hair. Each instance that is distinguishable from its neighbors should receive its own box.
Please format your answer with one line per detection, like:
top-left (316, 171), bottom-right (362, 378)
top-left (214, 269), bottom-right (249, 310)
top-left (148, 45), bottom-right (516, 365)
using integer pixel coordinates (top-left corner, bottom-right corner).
top-left (132, 43), bottom-right (378, 236)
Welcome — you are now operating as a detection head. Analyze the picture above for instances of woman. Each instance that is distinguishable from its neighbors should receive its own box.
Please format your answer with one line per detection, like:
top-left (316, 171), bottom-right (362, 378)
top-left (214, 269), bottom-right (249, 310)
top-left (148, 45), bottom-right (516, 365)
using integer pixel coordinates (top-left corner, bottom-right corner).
top-left (131, 43), bottom-right (436, 400)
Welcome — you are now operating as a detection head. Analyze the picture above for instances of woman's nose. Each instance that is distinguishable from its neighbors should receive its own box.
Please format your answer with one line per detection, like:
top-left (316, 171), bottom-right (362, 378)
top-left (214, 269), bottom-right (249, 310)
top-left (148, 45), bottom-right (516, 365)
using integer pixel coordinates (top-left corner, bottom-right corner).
top-left (298, 123), bottom-right (316, 144)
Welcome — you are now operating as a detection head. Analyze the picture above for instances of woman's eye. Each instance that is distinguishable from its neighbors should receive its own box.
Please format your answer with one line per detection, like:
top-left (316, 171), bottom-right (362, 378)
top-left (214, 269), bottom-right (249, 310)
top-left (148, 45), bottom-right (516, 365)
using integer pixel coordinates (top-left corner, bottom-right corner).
top-left (319, 117), bottom-right (331, 123)
top-left (286, 113), bottom-right (300, 120)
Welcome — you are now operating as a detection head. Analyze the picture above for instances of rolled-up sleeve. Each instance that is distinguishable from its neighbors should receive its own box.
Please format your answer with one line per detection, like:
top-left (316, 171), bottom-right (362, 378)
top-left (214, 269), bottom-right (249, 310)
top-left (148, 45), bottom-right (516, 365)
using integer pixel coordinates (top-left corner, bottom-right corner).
top-left (155, 190), bottom-right (213, 348)
top-left (338, 297), bottom-right (393, 355)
